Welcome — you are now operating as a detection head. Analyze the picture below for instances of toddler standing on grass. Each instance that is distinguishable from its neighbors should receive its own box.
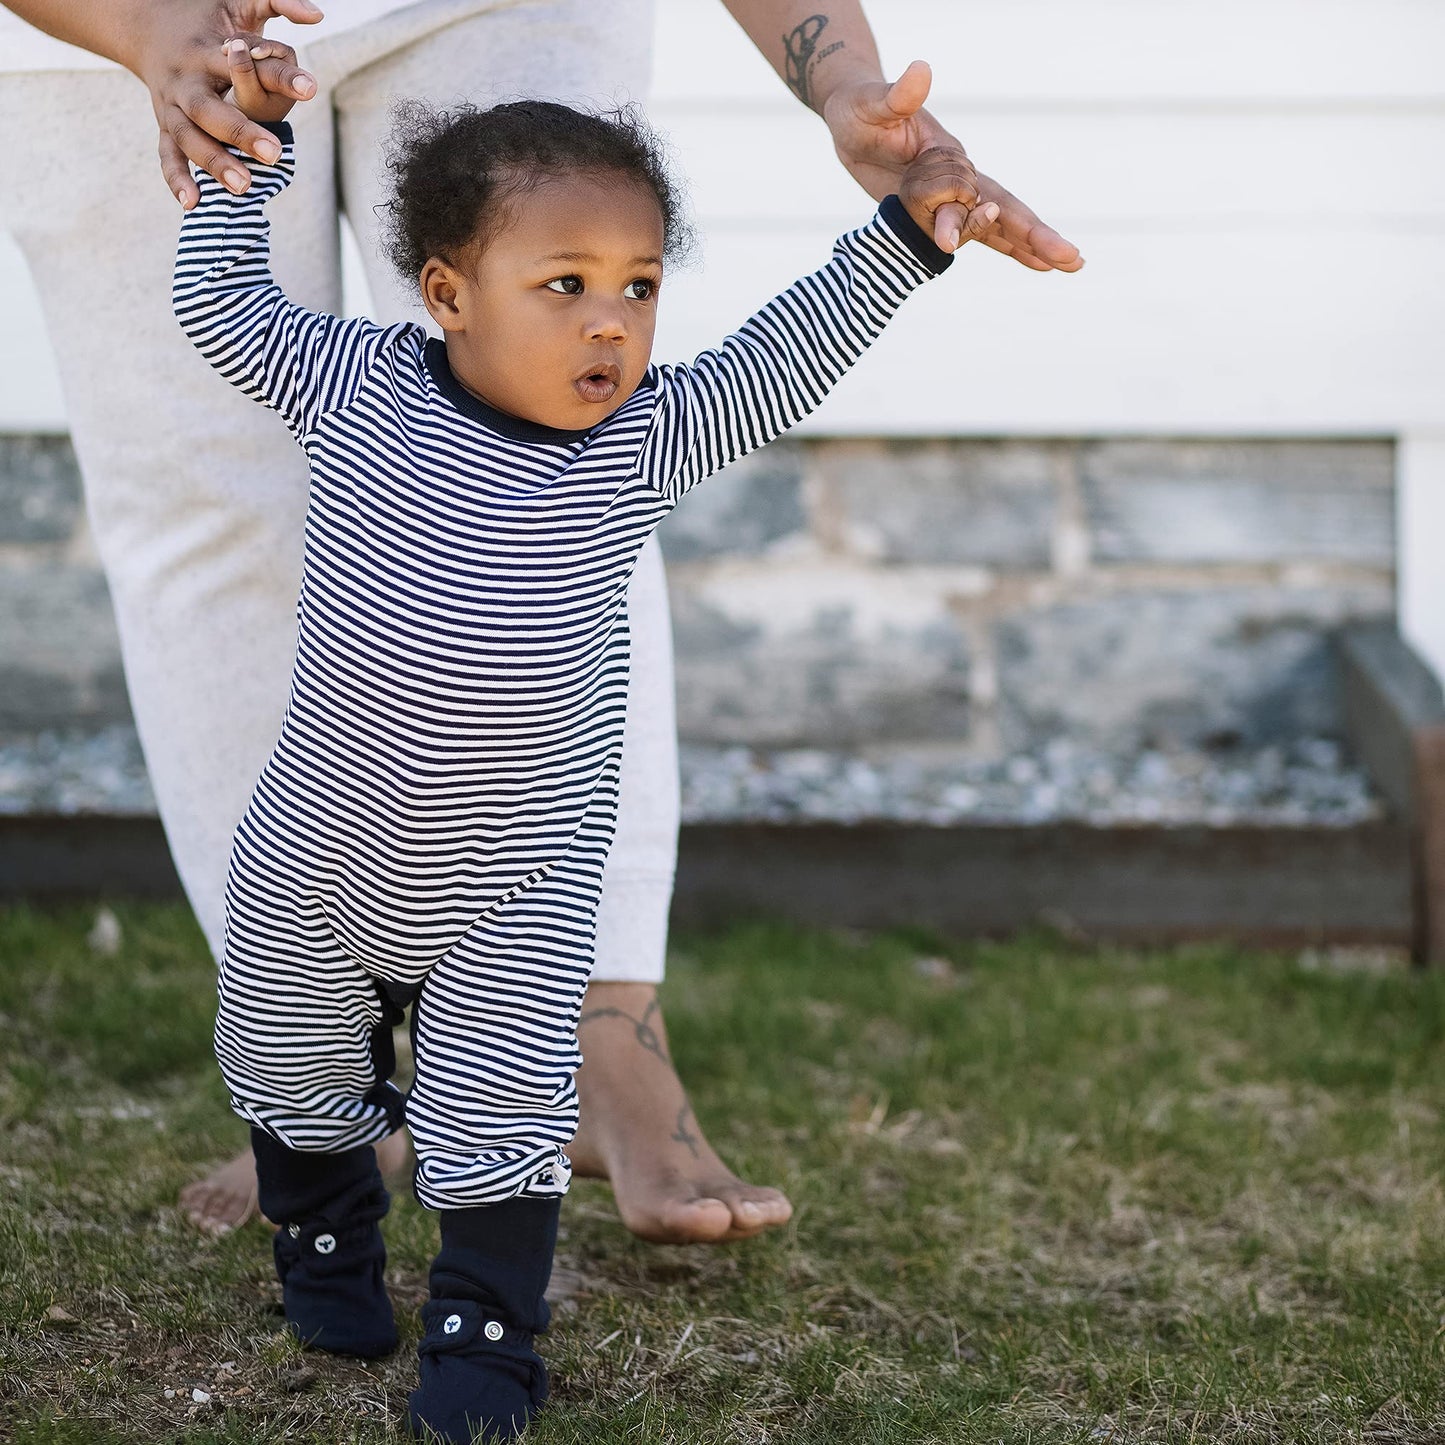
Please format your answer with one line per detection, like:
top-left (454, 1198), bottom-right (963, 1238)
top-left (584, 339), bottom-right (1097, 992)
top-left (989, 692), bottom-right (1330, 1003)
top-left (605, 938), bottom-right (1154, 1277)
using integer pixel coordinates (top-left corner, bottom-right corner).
top-left (174, 34), bottom-right (993, 1443)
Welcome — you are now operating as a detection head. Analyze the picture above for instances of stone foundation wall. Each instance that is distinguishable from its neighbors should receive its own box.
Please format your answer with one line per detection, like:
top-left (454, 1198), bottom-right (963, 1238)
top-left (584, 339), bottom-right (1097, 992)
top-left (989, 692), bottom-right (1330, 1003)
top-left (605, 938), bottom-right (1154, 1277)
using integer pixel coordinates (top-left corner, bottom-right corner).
top-left (659, 438), bottom-right (1395, 757)
top-left (0, 435), bottom-right (1395, 756)
top-left (0, 436), bottom-right (128, 733)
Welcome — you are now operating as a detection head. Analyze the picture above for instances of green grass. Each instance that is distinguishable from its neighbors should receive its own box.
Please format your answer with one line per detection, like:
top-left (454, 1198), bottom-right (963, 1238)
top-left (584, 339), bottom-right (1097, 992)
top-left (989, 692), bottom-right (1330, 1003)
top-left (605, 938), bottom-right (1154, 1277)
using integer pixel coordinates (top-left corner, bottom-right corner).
top-left (3, 902), bottom-right (1445, 1441)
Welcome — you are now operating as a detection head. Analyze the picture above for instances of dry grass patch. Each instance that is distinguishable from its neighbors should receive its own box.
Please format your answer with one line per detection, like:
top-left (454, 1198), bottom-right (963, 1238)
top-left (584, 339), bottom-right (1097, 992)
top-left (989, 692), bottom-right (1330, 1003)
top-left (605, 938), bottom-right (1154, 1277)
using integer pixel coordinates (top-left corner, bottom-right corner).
top-left (4, 906), bottom-right (1445, 1442)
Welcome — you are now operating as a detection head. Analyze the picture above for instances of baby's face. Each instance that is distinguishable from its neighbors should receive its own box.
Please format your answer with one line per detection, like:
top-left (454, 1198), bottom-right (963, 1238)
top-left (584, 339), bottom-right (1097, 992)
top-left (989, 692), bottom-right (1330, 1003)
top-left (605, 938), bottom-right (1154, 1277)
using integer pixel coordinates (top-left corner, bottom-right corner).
top-left (437, 171), bottom-right (665, 432)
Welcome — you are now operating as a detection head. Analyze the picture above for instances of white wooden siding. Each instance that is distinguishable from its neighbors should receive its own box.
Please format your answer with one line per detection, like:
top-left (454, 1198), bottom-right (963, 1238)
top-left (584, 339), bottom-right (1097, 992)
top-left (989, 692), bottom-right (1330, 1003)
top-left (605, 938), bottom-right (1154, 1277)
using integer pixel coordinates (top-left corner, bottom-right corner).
top-left (2, 0), bottom-right (1441, 660)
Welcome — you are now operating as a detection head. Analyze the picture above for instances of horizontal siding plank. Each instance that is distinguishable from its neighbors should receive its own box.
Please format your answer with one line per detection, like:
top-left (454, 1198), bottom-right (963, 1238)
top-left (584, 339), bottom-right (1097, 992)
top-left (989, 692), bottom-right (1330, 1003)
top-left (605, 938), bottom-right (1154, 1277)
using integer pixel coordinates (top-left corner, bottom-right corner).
top-left (651, 110), bottom-right (1445, 225)
top-left (652, 230), bottom-right (1444, 434)
top-left (0, 235), bottom-right (64, 431)
top-left (655, 0), bottom-right (1445, 105)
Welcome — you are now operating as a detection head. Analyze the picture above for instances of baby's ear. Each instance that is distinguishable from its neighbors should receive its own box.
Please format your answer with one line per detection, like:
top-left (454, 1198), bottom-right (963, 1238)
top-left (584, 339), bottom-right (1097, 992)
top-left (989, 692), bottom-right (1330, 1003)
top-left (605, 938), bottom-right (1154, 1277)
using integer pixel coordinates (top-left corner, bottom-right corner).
top-left (420, 258), bottom-right (467, 332)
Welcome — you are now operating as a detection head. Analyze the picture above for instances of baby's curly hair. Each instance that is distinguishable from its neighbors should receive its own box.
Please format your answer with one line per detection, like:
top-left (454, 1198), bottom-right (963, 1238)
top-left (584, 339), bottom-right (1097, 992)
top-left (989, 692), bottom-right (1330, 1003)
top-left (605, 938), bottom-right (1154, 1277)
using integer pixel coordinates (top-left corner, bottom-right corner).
top-left (381, 98), bottom-right (693, 281)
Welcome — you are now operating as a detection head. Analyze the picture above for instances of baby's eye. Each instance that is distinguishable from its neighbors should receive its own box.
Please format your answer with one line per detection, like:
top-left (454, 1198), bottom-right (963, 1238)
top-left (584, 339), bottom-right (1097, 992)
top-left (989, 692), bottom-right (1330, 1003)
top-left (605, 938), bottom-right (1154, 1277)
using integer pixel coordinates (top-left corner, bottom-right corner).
top-left (625, 278), bottom-right (656, 301)
top-left (545, 275), bottom-right (583, 295)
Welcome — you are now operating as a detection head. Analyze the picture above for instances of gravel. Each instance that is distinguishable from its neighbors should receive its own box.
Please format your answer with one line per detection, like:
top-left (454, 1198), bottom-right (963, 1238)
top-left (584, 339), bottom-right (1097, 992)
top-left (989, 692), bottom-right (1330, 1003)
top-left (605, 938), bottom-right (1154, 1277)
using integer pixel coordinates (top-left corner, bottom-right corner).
top-left (0, 724), bottom-right (154, 816)
top-left (678, 736), bottom-right (1382, 828)
top-left (0, 725), bottom-right (1383, 828)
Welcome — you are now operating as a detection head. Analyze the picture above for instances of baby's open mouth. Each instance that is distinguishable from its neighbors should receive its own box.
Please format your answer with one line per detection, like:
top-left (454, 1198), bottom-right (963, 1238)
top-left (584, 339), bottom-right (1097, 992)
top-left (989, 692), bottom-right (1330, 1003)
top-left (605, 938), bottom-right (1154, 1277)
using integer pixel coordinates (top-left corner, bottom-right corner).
top-left (573, 362), bottom-right (621, 404)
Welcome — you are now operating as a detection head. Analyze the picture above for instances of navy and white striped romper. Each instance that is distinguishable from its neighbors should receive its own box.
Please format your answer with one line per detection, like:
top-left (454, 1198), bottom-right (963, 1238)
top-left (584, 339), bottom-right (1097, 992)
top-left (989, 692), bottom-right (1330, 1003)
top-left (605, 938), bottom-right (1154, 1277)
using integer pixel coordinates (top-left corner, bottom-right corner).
top-left (173, 125), bottom-right (952, 1212)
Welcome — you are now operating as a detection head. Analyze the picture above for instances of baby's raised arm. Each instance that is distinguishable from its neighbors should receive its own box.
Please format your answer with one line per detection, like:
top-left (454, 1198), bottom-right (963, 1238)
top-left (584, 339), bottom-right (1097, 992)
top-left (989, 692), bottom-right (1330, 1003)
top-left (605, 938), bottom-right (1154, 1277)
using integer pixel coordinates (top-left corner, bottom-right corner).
top-left (172, 116), bottom-right (410, 444)
top-left (635, 153), bottom-right (985, 504)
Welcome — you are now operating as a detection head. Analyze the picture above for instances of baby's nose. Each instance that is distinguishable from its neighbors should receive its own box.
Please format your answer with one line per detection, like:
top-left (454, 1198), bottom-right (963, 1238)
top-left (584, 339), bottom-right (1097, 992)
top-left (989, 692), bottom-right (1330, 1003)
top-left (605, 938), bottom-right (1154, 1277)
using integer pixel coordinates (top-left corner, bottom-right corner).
top-left (586, 306), bottom-right (628, 342)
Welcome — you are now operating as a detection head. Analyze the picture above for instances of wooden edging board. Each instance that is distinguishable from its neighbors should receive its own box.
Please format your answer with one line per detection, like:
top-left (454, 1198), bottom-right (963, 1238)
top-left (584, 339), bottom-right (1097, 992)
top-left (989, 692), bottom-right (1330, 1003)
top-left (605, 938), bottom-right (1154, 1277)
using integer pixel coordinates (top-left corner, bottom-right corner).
top-left (1337, 622), bottom-right (1445, 964)
top-left (0, 815), bottom-right (1411, 948)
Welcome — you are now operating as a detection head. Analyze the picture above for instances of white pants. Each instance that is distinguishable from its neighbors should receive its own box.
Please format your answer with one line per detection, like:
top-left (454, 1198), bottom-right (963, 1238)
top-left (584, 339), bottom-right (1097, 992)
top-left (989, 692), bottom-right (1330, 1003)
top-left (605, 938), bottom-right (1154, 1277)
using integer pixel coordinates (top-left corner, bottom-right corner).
top-left (0, 0), bottom-right (677, 982)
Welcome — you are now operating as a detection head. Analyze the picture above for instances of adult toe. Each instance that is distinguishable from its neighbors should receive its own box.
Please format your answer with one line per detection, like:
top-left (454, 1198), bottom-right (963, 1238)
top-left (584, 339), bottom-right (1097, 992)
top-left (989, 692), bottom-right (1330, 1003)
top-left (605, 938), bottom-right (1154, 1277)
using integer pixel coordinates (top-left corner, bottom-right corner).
top-left (717, 1184), bottom-right (793, 1239)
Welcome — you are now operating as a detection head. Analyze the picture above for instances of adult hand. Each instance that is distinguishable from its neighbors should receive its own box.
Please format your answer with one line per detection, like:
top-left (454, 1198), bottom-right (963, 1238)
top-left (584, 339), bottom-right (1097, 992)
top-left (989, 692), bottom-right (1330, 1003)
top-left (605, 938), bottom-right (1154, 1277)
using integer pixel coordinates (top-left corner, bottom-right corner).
top-left (823, 59), bottom-right (1084, 273)
top-left (129, 0), bottom-right (323, 208)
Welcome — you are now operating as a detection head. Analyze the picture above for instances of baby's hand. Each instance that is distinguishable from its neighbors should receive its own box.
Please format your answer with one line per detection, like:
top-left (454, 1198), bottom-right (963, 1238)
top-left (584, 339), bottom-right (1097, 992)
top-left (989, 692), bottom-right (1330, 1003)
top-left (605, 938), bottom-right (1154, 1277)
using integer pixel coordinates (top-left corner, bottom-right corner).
top-left (898, 146), bottom-right (1000, 254)
top-left (222, 36), bottom-right (303, 126)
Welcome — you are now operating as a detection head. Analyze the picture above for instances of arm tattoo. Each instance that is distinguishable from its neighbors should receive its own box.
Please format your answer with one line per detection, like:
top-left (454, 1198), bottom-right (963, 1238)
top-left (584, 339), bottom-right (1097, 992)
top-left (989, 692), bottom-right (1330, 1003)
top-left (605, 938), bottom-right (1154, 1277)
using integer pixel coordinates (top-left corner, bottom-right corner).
top-left (783, 14), bottom-right (846, 110)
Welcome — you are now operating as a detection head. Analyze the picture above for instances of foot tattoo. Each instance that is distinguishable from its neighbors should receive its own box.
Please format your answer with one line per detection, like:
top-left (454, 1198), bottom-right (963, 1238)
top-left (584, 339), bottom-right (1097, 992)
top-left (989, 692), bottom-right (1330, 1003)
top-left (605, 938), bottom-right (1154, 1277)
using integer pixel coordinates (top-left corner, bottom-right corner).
top-left (671, 1105), bottom-right (701, 1159)
top-left (570, 985), bottom-right (793, 1243)
top-left (578, 996), bottom-right (670, 1064)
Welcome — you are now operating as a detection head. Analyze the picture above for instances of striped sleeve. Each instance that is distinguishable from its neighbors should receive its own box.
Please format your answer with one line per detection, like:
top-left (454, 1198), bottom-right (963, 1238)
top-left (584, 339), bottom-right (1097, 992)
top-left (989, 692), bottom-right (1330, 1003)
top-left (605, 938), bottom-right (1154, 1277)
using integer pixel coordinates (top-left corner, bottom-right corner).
top-left (173, 122), bottom-right (405, 442)
top-left (635, 195), bottom-right (953, 505)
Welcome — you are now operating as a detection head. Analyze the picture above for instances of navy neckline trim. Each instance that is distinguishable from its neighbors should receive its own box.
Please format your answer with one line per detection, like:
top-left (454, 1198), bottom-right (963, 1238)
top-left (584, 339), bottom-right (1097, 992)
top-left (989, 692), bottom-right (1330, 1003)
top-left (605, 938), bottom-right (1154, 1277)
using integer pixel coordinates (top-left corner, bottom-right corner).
top-left (424, 338), bottom-right (593, 445)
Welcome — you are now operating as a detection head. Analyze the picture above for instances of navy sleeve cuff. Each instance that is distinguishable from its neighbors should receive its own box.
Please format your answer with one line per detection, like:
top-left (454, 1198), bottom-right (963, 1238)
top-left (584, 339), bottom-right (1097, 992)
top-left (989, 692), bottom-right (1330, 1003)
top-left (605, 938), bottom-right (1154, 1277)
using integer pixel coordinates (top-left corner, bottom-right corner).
top-left (878, 194), bottom-right (954, 275)
top-left (258, 119), bottom-right (294, 145)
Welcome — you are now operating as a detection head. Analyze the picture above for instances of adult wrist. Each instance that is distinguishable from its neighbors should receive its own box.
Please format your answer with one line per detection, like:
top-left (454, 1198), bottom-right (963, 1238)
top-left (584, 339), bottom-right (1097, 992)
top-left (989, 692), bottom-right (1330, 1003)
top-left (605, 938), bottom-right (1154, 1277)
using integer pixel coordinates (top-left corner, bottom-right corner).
top-left (812, 59), bottom-right (885, 117)
top-left (122, 0), bottom-right (203, 81)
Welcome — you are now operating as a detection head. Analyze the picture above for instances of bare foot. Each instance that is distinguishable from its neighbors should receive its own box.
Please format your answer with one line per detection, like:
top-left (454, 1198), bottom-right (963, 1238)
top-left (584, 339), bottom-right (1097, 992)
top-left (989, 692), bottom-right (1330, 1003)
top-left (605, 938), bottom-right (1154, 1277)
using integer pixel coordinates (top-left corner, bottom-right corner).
top-left (180, 1131), bottom-right (414, 1235)
top-left (566, 981), bottom-right (793, 1244)
top-left (179, 1150), bottom-right (259, 1236)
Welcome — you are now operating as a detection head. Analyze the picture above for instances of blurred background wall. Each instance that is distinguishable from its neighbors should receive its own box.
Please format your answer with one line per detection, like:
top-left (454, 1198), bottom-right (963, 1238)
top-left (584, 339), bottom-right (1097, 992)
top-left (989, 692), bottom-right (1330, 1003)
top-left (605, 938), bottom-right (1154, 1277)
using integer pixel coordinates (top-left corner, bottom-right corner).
top-left (0, 0), bottom-right (1440, 823)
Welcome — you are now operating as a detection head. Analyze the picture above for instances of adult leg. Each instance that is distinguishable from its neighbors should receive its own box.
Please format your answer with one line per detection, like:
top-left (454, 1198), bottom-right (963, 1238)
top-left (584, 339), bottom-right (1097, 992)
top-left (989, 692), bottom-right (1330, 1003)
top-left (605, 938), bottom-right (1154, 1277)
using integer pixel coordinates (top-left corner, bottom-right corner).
top-left (0, 69), bottom-right (334, 952)
top-left (570, 541), bottom-right (791, 1242)
top-left (0, 68), bottom-right (409, 1232)
top-left (331, 0), bottom-right (791, 1244)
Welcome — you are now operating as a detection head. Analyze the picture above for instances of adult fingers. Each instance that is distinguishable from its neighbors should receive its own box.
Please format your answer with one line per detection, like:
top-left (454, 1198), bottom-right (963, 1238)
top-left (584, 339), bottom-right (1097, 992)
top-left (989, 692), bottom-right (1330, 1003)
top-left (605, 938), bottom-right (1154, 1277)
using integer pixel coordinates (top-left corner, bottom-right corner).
top-left (850, 59), bottom-right (932, 126)
top-left (909, 107), bottom-right (965, 157)
top-left (158, 125), bottom-right (201, 209)
top-left (147, 2), bottom-right (319, 203)
top-left (160, 101), bottom-right (254, 197)
top-left (884, 59), bottom-right (932, 118)
top-left (181, 81), bottom-right (285, 166)
top-left (992, 217), bottom-right (1084, 271)
top-left (975, 172), bottom-right (1084, 271)
top-left (978, 231), bottom-right (1055, 271)
top-left (1024, 219), bottom-right (1085, 271)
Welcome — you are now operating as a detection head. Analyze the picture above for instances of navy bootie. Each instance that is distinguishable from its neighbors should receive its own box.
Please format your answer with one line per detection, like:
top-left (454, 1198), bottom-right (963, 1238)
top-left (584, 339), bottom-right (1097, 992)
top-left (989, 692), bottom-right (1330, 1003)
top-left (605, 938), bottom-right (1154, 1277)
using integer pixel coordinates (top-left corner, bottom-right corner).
top-left (251, 1128), bottom-right (398, 1358)
top-left (407, 1197), bottom-right (559, 1443)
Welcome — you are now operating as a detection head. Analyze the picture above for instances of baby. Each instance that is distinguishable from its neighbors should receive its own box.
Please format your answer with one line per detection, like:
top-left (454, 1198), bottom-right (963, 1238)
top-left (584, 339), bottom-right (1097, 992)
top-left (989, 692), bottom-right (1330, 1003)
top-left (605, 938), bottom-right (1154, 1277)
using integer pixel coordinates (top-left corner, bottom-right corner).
top-left (174, 36), bottom-right (991, 1444)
